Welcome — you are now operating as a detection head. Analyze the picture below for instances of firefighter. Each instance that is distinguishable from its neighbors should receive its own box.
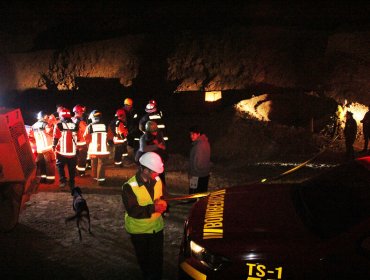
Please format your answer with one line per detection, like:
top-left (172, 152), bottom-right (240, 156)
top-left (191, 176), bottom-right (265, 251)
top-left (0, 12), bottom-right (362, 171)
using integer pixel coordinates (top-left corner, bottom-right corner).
top-left (72, 104), bottom-right (88, 176)
top-left (138, 99), bottom-right (168, 142)
top-left (121, 152), bottom-right (167, 280)
top-left (112, 108), bottom-right (129, 167)
top-left (30, 111), bottom-right (56, 184)
top-left (53, 108), bottom-right (80, 190)
top-left (136, 121), bottom-right (168, 193)
top-left (123, 97), bottom-right (141, 159)
top-left (84, 110), bottom-right (110, 185)
top-left (53, 104), bottom-right (66, 121)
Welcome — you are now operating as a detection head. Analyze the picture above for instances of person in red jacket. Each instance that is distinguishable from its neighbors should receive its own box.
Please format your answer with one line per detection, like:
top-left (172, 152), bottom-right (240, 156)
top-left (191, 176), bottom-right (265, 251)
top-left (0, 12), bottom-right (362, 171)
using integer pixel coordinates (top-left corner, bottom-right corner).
top-left (112, 108), bottom-right (128, 167)
top-left (53, 108), bottom-right (80, 190)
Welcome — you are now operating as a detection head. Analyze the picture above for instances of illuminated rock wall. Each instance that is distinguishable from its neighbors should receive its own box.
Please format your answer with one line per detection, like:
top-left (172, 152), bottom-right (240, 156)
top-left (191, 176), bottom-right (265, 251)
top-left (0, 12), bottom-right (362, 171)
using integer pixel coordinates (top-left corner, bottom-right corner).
top-left (1, 26), bottom-right (370, 106)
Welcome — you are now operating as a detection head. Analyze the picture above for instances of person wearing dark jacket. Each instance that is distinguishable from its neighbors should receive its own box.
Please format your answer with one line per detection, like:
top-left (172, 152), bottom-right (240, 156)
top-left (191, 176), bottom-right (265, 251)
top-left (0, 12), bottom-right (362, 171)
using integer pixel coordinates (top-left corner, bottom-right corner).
top-left (188, 125), bottom-right (211, 194)
top-left (123, 98), bottom-right (141, 156)
top-left (136, 121), bottom-right (168, 194)
top-left (138, 100), bottom-right (168, 142)
top-left (344, 111), bottom-right (357, 160)
top-left (361, 106), bottom-right (370, 152)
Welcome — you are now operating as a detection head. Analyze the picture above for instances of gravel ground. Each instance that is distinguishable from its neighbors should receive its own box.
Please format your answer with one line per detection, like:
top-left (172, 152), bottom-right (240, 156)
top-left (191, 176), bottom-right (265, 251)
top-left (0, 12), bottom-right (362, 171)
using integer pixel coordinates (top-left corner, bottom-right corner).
top-left (0, 152), bottom-right (342, 280)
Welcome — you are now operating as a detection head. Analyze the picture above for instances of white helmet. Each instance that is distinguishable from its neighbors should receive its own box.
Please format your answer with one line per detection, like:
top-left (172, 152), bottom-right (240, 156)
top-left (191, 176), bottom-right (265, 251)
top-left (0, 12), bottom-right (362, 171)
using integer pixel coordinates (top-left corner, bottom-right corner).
top-left (139, 152), bottom-right (164, 173)
top-left (145, 102), bottom-right (157, 113)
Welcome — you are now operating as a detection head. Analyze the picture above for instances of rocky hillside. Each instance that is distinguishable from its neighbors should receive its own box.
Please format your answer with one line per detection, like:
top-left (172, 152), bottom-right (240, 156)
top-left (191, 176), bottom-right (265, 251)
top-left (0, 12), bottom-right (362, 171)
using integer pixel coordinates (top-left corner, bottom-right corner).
top-left (2, 26), bottom-right (370, 102)
top-left (1, 2), bottom-right (369, 163)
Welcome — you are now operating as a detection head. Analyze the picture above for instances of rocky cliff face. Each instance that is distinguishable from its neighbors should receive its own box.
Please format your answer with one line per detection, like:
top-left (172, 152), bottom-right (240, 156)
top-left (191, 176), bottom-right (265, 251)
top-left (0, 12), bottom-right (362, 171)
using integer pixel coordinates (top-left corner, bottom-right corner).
top-left (1, 24), bottom-right (370, 107)
top-left (1, 2), bottom-right (369, 162)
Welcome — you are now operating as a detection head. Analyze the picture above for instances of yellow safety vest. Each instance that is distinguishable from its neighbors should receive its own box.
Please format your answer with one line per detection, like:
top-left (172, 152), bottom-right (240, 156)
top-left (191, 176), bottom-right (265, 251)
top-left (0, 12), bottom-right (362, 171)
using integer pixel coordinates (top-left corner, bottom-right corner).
top-left (124, 176), bottom-right (164, 234)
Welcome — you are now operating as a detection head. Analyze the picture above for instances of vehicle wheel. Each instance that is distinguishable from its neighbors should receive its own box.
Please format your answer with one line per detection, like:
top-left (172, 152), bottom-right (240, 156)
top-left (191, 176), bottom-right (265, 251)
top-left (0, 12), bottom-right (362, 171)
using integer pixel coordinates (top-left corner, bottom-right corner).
top-left (0, 183), bottom-right (24, 232)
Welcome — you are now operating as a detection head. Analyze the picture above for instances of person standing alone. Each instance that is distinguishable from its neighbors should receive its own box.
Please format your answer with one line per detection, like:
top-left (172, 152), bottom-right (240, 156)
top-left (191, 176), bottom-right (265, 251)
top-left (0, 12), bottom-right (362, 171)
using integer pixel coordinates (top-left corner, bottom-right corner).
top-left (361, 105), bottom-right (370, 153)
top-left (344, 111), bottom-right (357, 160)
top-left (188, 125), bottom-right (211, 194)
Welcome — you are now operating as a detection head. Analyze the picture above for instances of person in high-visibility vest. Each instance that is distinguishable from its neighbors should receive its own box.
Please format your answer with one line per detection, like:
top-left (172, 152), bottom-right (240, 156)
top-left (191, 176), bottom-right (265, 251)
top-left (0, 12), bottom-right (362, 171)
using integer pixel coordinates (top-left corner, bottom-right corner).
top-left (30, 111), bottom-right (56, 184)
top-left (53, 108), bottom-right (80, 189)
top-left (84, 110), bottom-right (110, 185)
top-left (121, 152), bottom-right (167, 280)
top-left (72, 104), bottom-right (88, 177)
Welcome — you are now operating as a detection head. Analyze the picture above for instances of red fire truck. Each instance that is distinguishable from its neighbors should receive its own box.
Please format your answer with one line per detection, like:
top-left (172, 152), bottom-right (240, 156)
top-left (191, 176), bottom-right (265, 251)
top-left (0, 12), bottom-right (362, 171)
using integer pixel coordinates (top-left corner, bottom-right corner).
top-left (0, 108), bottom-right (38, 232)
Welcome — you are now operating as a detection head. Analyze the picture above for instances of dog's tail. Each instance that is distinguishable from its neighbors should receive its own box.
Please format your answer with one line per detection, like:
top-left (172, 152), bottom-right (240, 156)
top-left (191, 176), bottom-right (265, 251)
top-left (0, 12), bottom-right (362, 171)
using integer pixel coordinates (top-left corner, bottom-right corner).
top-left (65, 214), bottom-right (79, 223)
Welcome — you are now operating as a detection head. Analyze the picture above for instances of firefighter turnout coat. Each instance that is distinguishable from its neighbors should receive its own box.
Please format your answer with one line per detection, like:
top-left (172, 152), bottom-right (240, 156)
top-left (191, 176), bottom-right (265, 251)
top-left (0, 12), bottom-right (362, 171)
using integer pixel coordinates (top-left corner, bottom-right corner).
top-left (84, 122), bottom-right (110, 157)
top-left (53, 120), bottom-right (79, 157)
top-left (31, 120), bottom-right (54, 153)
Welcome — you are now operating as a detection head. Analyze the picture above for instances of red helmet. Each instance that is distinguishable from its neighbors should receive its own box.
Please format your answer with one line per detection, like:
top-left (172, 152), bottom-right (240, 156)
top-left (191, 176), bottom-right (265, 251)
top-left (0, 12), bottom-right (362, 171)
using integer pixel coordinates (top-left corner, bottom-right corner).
top-left (145, 102), bottom-right (157, 113)
top-left (73, 104), bottom-right (86, 114)
top-left (59, 108), bottom-right (71, 119)
top-left (149, 99), bottom-right (157, 107)
top-left (116, 108), bottom-right (126, 118)
top-left (124, 98), bottom-right (133, 106)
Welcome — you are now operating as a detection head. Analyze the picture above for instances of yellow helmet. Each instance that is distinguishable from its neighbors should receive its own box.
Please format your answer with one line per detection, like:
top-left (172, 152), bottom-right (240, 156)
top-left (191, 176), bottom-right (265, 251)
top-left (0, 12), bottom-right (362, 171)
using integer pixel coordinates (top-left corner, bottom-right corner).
top-left (124, 98), bottom-right (133, 106)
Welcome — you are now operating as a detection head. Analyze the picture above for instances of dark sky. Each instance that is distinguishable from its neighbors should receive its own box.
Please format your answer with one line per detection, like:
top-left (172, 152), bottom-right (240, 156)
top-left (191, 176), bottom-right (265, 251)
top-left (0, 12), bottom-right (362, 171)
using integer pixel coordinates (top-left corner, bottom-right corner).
top-left (2, 1), bottom-right (370, 51)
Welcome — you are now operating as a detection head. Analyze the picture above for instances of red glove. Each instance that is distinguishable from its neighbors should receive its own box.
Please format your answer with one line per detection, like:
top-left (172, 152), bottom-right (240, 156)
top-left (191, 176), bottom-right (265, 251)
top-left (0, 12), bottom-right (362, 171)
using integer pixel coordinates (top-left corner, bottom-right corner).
top-left (154, 199), bottom-right (167, 214)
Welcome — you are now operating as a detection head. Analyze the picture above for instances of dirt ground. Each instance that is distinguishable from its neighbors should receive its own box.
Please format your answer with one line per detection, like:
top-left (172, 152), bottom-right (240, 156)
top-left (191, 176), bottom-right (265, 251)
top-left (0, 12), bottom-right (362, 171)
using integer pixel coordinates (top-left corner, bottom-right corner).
top-left (0, 147), bottom-right (352, 280)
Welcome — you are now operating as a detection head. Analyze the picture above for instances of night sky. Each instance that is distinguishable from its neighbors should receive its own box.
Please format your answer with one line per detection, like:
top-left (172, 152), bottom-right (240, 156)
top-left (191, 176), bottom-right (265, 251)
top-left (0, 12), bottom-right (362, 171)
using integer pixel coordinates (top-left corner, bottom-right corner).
top-left (1, 1), bottom-right (370, 52)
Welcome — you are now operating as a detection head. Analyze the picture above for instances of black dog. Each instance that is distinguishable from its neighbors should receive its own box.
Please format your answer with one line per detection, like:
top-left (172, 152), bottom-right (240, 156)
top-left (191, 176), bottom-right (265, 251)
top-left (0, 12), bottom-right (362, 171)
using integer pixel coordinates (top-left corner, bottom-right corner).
top-left (65, 187), bottom-right (91, 241)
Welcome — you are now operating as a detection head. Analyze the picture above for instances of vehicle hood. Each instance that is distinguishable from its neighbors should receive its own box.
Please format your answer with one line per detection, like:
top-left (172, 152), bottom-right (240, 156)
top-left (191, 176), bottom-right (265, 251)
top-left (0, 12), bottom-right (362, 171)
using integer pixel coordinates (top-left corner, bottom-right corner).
top-left (187, 184), bottom-right (319, 258)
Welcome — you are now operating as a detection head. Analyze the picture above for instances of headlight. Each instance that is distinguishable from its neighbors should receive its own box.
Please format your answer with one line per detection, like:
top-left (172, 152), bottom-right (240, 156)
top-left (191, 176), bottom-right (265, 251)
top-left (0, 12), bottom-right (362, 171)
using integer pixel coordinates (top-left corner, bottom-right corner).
top-left (190, 240), bottom-right (230, 271)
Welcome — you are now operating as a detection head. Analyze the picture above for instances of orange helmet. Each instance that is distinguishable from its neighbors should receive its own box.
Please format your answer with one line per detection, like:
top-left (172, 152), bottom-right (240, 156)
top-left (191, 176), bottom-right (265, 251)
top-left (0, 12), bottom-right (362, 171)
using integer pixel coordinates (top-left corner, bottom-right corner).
top-left (116, 108), bottom-right (126, 119)
top-left (124, 98), bottom-right (133, 106)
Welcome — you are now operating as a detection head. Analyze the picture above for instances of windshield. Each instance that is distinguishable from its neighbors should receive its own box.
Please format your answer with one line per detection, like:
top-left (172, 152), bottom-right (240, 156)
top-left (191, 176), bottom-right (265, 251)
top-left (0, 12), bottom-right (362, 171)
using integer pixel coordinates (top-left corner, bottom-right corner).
top-left (295, 160), bottom-right (370, 238)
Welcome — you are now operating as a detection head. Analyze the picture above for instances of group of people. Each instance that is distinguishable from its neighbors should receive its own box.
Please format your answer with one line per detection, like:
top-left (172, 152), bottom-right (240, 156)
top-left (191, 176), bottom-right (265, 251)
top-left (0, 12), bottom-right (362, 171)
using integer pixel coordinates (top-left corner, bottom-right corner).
top-left (28, 104), bottom-right (111, 189)
top-left (28, 97), bottom-right (212, 280)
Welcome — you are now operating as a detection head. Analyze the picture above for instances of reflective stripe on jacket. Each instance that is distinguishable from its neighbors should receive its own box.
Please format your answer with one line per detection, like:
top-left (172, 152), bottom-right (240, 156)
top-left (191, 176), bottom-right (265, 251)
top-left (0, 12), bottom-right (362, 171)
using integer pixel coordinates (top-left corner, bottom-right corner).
top-left (72, 117), bottom-right (87, 146)
top-left (32, 121), bottom-right (53, 153)
top-left (87, 123), bottom-right (110, 156)
top-left (124, 176), bottom-right (164, 234)
top-left (113, 119), bottom-right (128, 144)
top-left (54, 121), bottom-right (78, 157)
